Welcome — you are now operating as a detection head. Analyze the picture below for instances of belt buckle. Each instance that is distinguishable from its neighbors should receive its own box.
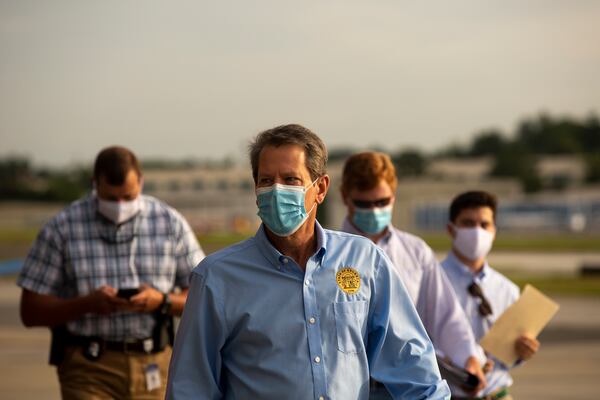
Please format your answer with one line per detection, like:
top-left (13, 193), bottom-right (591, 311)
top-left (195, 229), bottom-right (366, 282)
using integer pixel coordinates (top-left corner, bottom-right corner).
top-left (83, 338), bottom-right (104, 361)
top-left (143, 338), bottom-right (154, 353)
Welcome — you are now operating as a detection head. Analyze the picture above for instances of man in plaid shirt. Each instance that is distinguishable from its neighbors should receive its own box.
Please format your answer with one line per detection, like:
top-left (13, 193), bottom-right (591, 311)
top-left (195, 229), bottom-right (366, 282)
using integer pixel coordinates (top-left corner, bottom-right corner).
top-left (18, 146), bottom-right (204, 399)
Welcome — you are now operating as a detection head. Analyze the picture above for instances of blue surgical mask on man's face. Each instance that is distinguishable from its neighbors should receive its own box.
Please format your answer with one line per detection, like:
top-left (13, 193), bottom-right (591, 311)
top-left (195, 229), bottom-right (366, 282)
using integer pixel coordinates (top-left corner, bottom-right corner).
top-left (256, 179), bottom-right (318, 237)
top-left (352, 205), bottom-right (393, 235)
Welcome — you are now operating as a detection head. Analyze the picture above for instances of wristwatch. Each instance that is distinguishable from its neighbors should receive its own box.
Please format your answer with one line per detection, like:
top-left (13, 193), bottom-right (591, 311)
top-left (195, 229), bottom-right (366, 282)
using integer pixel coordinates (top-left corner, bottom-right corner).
top-left (159, 292), bottom-right (172, 315)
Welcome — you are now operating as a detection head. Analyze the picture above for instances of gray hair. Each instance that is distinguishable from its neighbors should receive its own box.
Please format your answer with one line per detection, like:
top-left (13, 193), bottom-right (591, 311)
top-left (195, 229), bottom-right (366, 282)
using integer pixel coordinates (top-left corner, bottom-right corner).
top-left (249, 124), bottom-right (328, 183)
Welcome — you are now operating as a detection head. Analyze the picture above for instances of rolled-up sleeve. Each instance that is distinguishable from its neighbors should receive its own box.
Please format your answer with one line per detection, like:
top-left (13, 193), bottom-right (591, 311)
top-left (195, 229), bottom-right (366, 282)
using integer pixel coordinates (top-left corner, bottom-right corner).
top-left (416, 248), bottom-right (485, 367)
top-left (167, 270), bottom-right (227, 400)
top-left (367, 252), bottom-right (450, 400)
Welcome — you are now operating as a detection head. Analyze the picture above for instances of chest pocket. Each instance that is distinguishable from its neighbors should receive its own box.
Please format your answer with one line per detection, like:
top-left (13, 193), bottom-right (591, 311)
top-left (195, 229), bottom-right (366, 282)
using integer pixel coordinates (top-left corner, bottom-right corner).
top-left (333, 300), bottom-right (368, 354)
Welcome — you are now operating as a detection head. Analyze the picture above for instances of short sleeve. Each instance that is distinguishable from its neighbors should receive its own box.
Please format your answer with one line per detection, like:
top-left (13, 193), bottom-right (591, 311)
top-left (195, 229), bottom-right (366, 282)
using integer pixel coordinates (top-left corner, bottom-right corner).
top-left (172, 212), bottom-right (205, 288)
top-left (17, 220), bottom-right (66, 296)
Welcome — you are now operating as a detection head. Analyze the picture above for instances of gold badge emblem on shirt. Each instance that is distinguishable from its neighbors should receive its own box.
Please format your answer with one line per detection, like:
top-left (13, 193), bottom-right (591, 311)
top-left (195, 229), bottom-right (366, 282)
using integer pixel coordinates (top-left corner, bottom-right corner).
top-left (336, 267), bottom-right (361, 294)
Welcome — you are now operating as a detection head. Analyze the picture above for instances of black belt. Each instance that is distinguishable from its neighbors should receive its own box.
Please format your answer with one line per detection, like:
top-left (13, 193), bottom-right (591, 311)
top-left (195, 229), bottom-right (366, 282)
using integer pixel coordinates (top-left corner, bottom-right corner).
top-left (105, 338), bottom-right (156, 353)
top-left (67, 335), bottom-right (160, 357)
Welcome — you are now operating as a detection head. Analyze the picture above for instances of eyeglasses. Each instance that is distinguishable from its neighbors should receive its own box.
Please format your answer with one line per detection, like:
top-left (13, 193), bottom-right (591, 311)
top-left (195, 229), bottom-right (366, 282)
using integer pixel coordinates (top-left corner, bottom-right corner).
top-left (468, 282), bottom-right (493, 317)
top-left (351, 197), bottom-right (393, 209)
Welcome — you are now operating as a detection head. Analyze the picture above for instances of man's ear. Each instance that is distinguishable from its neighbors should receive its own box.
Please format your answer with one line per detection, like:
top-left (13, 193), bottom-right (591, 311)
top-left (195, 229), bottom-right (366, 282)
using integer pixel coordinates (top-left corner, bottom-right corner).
top-left (447, 223), bottom-right (455, 238)
top-left (316, 175), bottom-right (330, 204)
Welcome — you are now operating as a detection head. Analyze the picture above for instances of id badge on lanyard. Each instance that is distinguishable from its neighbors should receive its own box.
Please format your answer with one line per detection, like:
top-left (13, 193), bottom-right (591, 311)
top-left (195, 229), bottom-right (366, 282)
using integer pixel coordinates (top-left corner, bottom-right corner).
top-left (145, 363), bottom-right (161, 391)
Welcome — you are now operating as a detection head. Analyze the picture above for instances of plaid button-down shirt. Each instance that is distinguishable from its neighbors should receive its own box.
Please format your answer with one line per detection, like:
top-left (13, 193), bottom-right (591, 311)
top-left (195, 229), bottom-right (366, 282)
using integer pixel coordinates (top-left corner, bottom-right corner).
top-left (18, 194), bottom-right (204, 341)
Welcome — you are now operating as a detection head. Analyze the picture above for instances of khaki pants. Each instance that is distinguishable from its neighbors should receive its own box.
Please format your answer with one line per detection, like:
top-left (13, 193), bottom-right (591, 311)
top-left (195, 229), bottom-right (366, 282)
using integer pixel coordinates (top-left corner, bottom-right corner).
top-left (57, 345), bottom-right (172, 400)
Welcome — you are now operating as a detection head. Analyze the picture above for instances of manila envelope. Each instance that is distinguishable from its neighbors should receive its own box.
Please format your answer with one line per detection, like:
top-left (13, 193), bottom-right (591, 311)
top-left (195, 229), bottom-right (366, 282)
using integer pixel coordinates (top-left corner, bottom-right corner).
top-left (480, 284), bottom-right (559, 366)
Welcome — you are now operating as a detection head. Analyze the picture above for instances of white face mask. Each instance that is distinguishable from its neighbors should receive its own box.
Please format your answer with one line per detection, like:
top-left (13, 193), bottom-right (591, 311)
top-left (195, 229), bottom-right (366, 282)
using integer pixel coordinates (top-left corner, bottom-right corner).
top-left (452, 225), bottom-right (495, 261)
top-left (97, 196), bottom-right (141, 225)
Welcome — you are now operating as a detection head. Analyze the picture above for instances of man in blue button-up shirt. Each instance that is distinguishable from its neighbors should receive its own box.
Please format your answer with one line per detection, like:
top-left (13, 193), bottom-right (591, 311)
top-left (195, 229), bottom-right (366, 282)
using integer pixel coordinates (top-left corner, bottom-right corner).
top-left (167, 124), bottom-right (450, 399)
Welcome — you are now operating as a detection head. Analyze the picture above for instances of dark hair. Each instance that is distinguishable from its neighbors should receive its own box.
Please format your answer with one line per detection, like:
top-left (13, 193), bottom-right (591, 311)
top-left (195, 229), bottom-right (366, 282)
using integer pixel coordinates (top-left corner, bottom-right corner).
top-left (449, 190), bottom-right (498, 222)
top-left (93, 146), bottom-right (142, 185)
top-left (249, 124), bottom-right (328, 183)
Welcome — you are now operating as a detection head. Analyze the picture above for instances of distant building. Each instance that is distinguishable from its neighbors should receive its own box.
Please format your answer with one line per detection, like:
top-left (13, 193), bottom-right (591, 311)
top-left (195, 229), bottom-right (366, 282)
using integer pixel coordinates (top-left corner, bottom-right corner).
top-left (428, 155), bottom-right (587, 188)
top-left (427, 157), bottom-right (494, 182)
top-left (143, 166), bottom-right (258, 234)
top-left (2, 157), bottom-right (598, 234)
top-left (537, 156), bottom-right (586, 189)
top-left (414, 156), bottom-right (599, 233)
top-left (128, 158), bottom-right (600, 234)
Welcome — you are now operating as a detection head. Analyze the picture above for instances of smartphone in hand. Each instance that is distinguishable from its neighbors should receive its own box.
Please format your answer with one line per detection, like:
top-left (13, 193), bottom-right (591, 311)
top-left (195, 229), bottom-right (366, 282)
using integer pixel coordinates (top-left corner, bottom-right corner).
top-left (117, 288), bottom-right (139, 300)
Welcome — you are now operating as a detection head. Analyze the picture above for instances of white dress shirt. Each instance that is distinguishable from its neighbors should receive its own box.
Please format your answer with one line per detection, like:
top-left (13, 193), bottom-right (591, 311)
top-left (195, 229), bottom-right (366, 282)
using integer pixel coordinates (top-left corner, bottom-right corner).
top-left (342, 219), bottom-right (484, 368)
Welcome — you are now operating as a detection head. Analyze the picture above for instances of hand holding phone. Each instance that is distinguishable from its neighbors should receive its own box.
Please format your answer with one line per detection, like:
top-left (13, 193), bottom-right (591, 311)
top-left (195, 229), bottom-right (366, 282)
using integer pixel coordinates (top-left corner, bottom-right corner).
top-left (117, 288), bottom-right (139, 300)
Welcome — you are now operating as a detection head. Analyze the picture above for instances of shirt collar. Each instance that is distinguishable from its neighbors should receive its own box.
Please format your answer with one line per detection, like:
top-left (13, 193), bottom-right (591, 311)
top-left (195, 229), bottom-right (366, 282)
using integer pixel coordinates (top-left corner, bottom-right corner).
top-left (446, 250), bottom-right (490, 281)
top-left (255, 221), bottom-right (327, 270)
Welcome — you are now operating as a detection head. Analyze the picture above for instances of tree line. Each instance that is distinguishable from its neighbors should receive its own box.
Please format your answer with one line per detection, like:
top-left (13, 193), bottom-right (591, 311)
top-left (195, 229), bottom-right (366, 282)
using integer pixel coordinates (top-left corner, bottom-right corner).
top-left (439, 113), bottom-right (600, 191)
top-left (0, 158), bottom-right (91, 202)
top-left (331, 112), bottom-right (600, 192)
top-left (0, 157), bottom-right (237, 202)
top-left (2, 112), bottom-right (599, 202)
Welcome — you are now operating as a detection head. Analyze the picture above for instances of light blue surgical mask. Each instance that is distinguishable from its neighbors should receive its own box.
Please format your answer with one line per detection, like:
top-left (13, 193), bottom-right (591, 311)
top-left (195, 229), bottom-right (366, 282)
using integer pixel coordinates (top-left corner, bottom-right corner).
top-left (256, 179), bottom-right (318, 237)
top-left (352, 205), bottom-right (393, 235)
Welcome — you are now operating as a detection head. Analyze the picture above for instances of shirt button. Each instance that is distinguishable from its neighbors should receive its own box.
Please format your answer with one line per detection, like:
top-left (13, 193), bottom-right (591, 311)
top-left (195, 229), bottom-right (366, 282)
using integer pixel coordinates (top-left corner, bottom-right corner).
top-left (282, 258), bottom-right (288, 264)
top-left (319, 397), bottom-right (325, 400)
top-left (305, 279), bottom-right (310, 286)
top-left (314, 356), bottom-right (321, 363)
top-left (309, 317), bottom-right (316, 324)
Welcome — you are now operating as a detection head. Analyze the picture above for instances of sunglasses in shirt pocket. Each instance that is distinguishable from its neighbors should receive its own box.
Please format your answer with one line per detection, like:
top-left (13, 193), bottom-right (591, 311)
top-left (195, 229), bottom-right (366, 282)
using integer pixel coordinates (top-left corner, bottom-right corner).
top-left (333, 300), bottom-right (368, 354)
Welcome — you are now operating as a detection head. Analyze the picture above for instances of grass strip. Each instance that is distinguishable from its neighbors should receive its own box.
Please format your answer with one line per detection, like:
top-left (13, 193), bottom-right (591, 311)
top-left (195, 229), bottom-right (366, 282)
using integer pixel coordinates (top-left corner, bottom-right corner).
top-left (506, 274), bottom-right (600, 297)
top-left (419, 233), bottom-right (600, 253)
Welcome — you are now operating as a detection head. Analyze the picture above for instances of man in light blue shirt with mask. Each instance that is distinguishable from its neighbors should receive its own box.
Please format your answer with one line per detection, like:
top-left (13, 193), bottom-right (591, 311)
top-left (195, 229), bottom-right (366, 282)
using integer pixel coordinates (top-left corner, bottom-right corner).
top-left (167, 124), bottom-right (450, 399)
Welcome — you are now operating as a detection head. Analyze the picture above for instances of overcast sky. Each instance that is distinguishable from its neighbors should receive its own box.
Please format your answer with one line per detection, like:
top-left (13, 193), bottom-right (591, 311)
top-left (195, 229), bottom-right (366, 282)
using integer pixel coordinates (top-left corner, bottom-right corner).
top-left (1, 0), bottom-right (599, 167)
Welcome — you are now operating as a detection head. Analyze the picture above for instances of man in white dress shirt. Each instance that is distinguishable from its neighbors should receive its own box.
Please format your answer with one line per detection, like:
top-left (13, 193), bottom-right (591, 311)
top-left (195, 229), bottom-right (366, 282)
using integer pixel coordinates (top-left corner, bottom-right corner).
top-left (339, 152), bottom-right (487, 398)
